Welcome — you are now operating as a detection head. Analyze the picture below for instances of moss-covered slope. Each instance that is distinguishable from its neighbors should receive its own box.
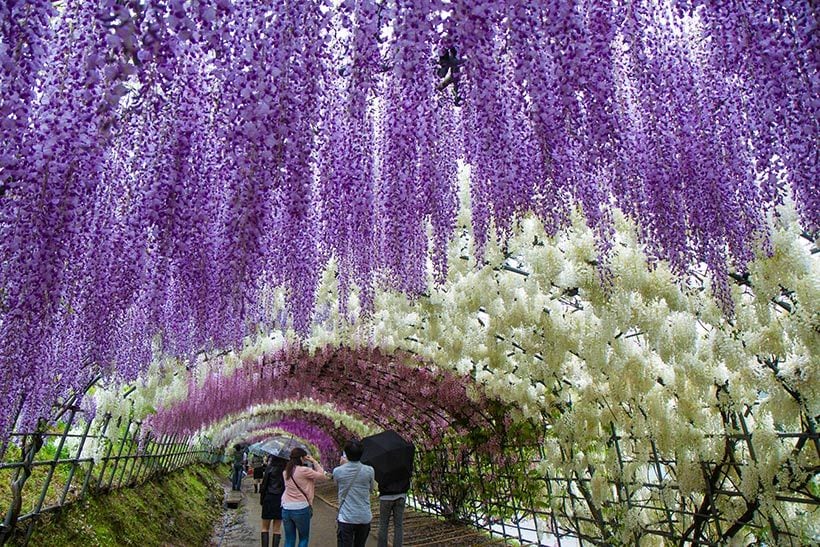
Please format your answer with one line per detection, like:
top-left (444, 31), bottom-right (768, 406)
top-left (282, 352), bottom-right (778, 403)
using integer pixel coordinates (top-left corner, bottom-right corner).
top-left (11, 464), bottom-right (226, 546)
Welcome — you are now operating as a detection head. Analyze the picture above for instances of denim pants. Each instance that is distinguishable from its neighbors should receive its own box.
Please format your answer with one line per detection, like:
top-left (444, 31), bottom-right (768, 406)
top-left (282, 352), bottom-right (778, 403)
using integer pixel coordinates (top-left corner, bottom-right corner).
top-left (231, 463), bottom-right (244, 491)
top-left (282, 506), bottom-right (312, 547)
top-left (377, 497), bottom-right (405, 547)
top-left (337, 521), bottom-right (371, 547)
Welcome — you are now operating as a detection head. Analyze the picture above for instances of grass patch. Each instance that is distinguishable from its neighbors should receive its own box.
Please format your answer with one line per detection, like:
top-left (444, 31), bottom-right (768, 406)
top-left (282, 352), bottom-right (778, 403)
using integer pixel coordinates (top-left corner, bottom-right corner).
top-left (7, 464), bottom-right (227, 546)
top-left (0, 442), bottom-right (92, 516)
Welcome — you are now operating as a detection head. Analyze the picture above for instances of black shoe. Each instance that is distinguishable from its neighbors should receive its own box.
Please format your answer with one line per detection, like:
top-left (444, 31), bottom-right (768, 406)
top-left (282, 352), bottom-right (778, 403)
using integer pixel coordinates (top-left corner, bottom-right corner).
top-left (261, 531), bottom-right (269, 547)
top-left (272, 534), bottom-right (281, 547)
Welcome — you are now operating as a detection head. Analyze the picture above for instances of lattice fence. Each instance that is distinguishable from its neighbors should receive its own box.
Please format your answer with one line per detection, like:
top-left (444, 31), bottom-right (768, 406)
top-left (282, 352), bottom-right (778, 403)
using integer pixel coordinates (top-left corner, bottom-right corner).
top-left (0, 403), bottom-right (218, 546)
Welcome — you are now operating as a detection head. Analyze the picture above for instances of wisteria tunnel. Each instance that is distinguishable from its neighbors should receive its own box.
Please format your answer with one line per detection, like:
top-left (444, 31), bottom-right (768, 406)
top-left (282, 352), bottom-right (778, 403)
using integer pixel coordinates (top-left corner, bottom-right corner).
top-left (0, 1), bottom-right (818, 546)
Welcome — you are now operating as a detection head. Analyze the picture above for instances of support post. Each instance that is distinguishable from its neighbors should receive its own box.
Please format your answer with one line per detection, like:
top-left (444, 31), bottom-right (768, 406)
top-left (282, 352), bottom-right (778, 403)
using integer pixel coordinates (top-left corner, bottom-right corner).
top-left (59, 417), bottom-right (92, 506)
top-left (94, 416), bottom-right (118, 491)
top-left (31, 408), bottom-right (77, 515)
top-left (105, 420), bottom-right (131, 490)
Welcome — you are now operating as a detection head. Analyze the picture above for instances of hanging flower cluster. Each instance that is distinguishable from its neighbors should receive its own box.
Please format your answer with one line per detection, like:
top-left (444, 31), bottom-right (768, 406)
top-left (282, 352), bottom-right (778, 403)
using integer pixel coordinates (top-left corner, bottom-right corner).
top-left (88, 199), bottom-right (816, 543)
top-left (348, 206), bottom-right (816, 542)
top-left (1, 1), bottom-right (817, 450)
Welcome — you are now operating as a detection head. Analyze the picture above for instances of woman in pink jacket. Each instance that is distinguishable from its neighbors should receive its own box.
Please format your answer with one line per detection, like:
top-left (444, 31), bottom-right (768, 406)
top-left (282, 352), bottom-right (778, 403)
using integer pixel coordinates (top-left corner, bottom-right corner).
top-left (281, 447), bottom-right (325, 547)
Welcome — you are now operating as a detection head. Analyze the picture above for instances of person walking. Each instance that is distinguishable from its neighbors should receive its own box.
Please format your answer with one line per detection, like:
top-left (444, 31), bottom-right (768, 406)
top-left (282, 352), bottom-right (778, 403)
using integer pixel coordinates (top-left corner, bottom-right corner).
top-left (231, 444), bottom-right (245, 491)
top-left (375, 464), bottom-right (412, 547)
top-left (252, 453), bottom-right (266, 493)
top-left (333, 439), bottom-right (376, 547)
top-left (260, 455), bottom-right (287, 547)
top-left (281, 447), bottom-right (325, 547)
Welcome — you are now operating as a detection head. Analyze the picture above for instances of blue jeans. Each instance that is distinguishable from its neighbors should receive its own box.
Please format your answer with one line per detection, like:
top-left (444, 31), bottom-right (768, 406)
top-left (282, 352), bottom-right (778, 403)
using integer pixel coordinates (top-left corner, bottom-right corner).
top-left (231, 463), bottom-right (244, 491)
top-left (282, 506), bottom-right (312, 547)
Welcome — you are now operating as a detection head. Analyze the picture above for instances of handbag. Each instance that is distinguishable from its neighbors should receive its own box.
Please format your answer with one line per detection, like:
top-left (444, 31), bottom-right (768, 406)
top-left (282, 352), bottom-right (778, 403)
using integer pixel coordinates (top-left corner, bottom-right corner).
top-left (290, 475), bottom-right (314, 517)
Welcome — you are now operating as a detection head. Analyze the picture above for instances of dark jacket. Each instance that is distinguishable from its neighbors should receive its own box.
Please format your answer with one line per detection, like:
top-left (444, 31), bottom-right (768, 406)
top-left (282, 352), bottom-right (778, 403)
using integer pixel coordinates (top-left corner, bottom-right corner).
top-left (260, 459), bottom-right (286, 504)
top-left (378, 475), bottom-right (412, 497)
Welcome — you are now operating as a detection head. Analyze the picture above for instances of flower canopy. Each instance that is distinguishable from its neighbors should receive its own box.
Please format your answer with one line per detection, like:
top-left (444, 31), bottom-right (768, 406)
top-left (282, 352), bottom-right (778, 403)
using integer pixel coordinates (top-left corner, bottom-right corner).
top-left (0, 1), bottom-right (817, 448)
top-left (92, 209), bottom-right (819, 543)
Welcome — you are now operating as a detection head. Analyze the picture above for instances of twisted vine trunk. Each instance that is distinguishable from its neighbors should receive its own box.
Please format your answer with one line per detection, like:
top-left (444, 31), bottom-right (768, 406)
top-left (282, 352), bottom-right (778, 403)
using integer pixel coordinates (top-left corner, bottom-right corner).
top-left (0, 425), bottom-right (45, 546)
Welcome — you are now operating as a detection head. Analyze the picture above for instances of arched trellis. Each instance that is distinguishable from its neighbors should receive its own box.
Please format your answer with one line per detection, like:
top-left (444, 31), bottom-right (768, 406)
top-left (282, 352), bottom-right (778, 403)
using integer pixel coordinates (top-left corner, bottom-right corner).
top-left (231, 416), bottom-right (359, 448)
top-left (241, 427), bottom-right (316, 451)
top-left (205, 407), bottom-right (368, 467)
top-left (234, 427), bottom-right (322, 461)
top-left (149, 346), bottom-right (538, 520)
top-left (149, 347), bottom-right (501, 447)
top-left (200, 402), bottom-right (375, 449)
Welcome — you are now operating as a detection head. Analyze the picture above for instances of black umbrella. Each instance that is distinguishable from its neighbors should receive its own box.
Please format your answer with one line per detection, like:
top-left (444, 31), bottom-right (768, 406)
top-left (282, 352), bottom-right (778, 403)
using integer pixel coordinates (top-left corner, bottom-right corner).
top-left (361, 430), bottom-right (415, 487)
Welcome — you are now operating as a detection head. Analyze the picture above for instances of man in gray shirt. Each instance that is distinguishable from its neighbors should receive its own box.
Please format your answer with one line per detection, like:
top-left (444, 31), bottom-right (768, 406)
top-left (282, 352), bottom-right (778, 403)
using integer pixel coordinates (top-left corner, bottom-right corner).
top-left (332, 439), bottom-right (376, 547)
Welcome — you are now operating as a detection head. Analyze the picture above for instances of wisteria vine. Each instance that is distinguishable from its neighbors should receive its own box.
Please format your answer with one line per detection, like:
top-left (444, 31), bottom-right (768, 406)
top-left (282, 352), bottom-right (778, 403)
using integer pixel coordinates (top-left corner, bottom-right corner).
top-left (1, 1), bottom-right (817, 443)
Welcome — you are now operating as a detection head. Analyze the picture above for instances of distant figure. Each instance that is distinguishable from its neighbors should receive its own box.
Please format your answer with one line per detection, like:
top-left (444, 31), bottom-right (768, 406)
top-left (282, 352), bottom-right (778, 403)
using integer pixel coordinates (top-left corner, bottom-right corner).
top-left (231, 444), bottom-right (244, 491)
top-left (333, 439), bottom-right (376, 547)
top-left (281, 447), bottom-right (325, 547)
top-left (260, 455), bottom-right (287, 547)
top-left (252, 453), bottom-right (265, 493)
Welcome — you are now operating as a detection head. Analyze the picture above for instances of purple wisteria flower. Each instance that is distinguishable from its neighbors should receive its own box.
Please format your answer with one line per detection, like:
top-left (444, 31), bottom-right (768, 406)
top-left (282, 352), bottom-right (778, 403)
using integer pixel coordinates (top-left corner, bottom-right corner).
top-left (0, 0), bottom-right (816, 442)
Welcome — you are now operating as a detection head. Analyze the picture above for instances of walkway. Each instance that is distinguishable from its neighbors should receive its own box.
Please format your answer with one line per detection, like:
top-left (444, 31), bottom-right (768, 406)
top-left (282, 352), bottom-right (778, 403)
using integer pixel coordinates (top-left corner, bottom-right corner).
top-left (210, 475), bottom-right (508, 546)
top-left (211, 474), bottom-right (376, 547)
